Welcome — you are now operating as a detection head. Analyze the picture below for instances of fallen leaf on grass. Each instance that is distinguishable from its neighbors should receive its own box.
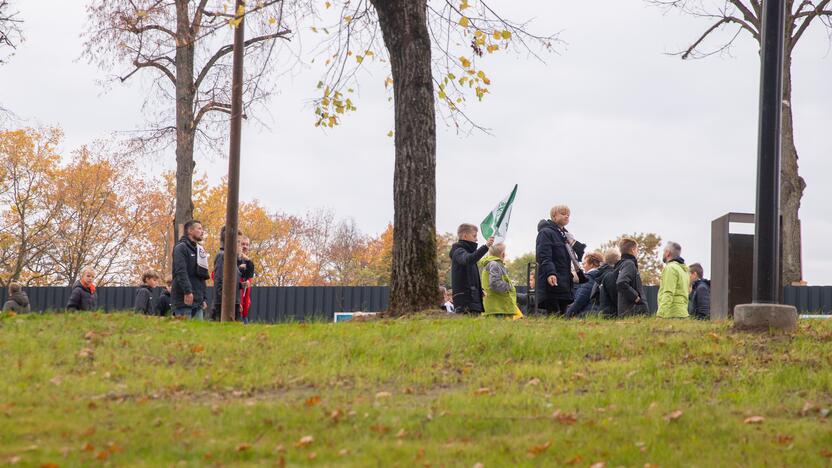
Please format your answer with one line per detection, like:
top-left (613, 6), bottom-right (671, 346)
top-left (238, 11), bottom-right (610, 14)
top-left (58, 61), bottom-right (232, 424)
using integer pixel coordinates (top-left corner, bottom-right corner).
top-left (190, 344), bottom-right (204, 353)
top-left (664, 410), bottom-right (684, 422)
top-left (95, 450), bottom-right (109, 461)
top-left (527, 441), bottom-right (551, 456)
top-left (474, 387), bottom-right (491, 396)
top-left (304, 395), bottom-right (321, 407)
top-left (40, 463), bottom-right (59, 468)
top-left (525, 378), bottom-right (541, 387)
top-left (84, 331), bottom-right (98, 341)
top-left (708, 332), bottom-right (720, 342)
top-left (295, 436), bottom-right (314, 448)
top-left (820, 448), bottom-right (832, 458)
top-left (338, 449), bottom-right (350, 456)
top-left (395, 428), bottom-right (407, 438)
top-left (370, 424), bottom-right (390, 434)
top-left (776, 434), bottom-right (794, 445)
top-left (236, 443), bottom-right (251, 452)
top-left (329, 409), bottom-right (343, 423)
top-left (800, 401), bottom-right (817, 417)
top-left (375, 391), bottom-right (392, 399)
top-left (744, 416), bottom-right (765, 424)
top-left (552, 410), bottom-right (578, 425)
top-left (81, 426), bottom-right (96, 437)
top-left (50, 376), bottom-right (63, 386)
top-left (7, 456), bottom-right (21, 465)
top-left (472, 464), bottom-right (484, 468)
top-left (308, 452), bottom-right (317, 460)
top-left (590, 462), bottom-right (606, 468)
top-left (81, 443), bottom-right (94, 452)
top-left (77, 348), bottom-right (94, 359)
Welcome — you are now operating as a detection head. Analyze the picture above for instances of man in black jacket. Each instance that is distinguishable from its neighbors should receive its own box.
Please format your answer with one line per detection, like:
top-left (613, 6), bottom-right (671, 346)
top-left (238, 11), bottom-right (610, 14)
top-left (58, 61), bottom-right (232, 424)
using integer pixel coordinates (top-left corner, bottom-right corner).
top-left (615, 237), bottom-right (648, 316)
top-left (172, 220), bottom-right (210, 319)
top-left (688, 263), bottom-right (711, 320)
top-left (449, 224), bottom-right (494, 313)
top-left (535, 205), bottom-right (586, 315)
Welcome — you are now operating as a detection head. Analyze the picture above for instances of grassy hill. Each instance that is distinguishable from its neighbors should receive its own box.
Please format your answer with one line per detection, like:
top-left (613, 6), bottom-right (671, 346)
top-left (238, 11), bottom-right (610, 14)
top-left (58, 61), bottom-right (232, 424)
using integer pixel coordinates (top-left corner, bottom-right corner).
top-left (1, 312), bottom-right (831, 466)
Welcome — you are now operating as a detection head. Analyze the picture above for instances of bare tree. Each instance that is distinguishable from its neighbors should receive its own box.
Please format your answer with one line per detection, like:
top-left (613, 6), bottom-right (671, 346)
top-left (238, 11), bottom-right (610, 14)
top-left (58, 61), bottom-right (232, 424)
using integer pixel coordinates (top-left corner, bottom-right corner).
top-left (649, 0), bottom-right (832, 285)
top-left (311, 0), bottom-right (557, 314)
top-left (83, 0), bottom-right (297, 240)
top-left (0, 0), bottom-right (22, 64)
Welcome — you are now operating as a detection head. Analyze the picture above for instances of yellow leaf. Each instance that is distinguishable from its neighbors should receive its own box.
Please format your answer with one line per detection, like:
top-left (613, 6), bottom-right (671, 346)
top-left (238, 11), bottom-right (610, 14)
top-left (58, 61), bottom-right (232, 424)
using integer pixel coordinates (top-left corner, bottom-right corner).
top-left (459, 56), bottom-right (471, 68)
top-left (501, 30), bottom-right (512, 39)
top-left (136, 9), bottom-right (148, 18)
top-left (325, 1), bottom-right (332, 8)
top-left (268, 16), bottom-right (277, 25)
top-left (344, 15), bottom-right (353, 23)
top-left (460, 0), bottom-right (470, 10)
top-left (311, 26), bottom-right (318, 32)
top-left (459, 16), bottom-right (470, 28)
top-left (387, 131), bottom-right (394, 137)
top-left (356, 55), bottom-right (364, 63)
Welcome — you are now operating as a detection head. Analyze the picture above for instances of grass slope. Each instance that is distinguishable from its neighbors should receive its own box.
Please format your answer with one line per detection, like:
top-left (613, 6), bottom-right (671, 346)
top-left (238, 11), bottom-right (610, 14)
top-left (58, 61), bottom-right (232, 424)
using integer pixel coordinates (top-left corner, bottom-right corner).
top-left (1, 312), bottom-right (831, 467)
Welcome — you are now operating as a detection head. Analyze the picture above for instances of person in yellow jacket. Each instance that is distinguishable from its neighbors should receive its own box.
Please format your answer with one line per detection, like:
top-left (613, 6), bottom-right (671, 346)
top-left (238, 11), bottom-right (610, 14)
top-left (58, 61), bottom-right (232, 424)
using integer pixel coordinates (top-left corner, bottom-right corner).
top-left (478, 243), bottom-right (523, 320)
top-left (657, 241), bottom-right (690, 319)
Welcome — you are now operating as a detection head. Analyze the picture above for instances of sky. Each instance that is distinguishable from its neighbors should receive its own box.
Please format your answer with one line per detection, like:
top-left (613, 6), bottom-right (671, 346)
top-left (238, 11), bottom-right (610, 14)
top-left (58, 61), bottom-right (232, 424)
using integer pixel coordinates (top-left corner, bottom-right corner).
top-left (2, 1), bottom-right (831, 284)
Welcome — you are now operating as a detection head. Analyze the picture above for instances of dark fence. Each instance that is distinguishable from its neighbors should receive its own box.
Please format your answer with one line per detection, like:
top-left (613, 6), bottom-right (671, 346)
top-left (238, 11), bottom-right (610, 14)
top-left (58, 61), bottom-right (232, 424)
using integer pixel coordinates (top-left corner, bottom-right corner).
top-left (1, 285), bottom-right (829, 322)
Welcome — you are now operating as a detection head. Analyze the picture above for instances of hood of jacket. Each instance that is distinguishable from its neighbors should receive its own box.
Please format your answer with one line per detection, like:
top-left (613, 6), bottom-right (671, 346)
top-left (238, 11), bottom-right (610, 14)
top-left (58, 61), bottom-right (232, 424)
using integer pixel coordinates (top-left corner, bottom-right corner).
top-left (692, 278), bottom-right (711, 289)
top-left (9, 290), bottom-right (29, 307)
top-left (73, 281), bottom-right (92, 293)
top-left (537, 219), bottom-right (559, 233)
top-left (178, 235), bottom-right (197, 251)
top-left (667, 258), bottom-right (690, 274)
top-left (478, 254), bottom-right (505, 269)
top-left (588, 265), bottom-right (610, 283)
top-left (449, 239), bottom-right (478, 258)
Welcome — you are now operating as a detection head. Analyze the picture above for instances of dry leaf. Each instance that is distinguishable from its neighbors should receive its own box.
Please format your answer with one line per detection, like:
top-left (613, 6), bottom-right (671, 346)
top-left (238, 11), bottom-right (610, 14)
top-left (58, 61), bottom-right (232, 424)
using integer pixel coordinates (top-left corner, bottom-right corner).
top-left (77, 348), bottom-right (94, 359)
top-left (744, 416), bottom-right (765, 424)
top-left (820, 448), bottom-right (832, 458)
top-left (395, 428), bottom-right (407, 438)
top-left (40, 463), bottom-right (60, 468)
top-left (370, 424), bottom-right (389, 434)
top-left (526, 378), bottom-right (541, 387)
top-left (590, 463), bottom-right (606, 468)
top-left (304, 395), bottom-right (321, 407)
top-left (275, 444), bottom-right (285, 453)
top-left (95, 450), bottom-right (109, 461)
top-left (664, 410), bottom-right (684, 422)
top-left (528, 441), bottom-right (551, 456)
top-left (375, 391), bottom-right (392, 399)
top-left (8, 456), bottom-right (21, 465)
top-left (474, 387), bottom-right (491, 396)
top-left (308, 452), bottom-right (317, 460)
top-left (81, 443), bottom-right (94, 452)
top-left (236, 443), bottom-right (251, 452)
top-left (776, 434), bottom-right (794, 445)
top-left (800, 401), bottom-right (817, 417)
top-left (552, 410), bottom-right (578, 425)
top-left (49, 376), bottom-right (63, 386)
top-left (81, 426), bottom-right (96, 437)
top-left (191, 344), bottom-right (204, 353)
top-left (338, 449), bottom-right (350, 456)
top-left (330, 409), bottom-right (343, 423)
top-left (708, 332), bottom-right (720, 342)
top-left (473, 464), bottom-right (484, 468)
top-left (84, 331), bottom-right (97, 340)
top-left (296, 435), bottom-right (314, 448)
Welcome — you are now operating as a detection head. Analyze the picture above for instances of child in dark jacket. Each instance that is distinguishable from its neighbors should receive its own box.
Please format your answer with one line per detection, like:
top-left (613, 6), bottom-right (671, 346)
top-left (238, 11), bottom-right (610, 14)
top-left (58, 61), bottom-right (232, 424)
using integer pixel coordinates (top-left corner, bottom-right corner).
top-left (67, 267), bottom-right (97, 311)
top-left (157, 277), bottom-right (173, 316)
top-left (134, 270), bottom-right (159, 315)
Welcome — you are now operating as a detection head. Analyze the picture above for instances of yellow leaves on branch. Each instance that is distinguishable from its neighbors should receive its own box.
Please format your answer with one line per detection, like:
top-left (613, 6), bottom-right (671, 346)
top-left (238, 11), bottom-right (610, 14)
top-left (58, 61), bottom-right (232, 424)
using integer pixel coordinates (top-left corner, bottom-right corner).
top-left (459, 16), bottom-right (470, 28)
top-left (314, 84), bottom-right (357, 128)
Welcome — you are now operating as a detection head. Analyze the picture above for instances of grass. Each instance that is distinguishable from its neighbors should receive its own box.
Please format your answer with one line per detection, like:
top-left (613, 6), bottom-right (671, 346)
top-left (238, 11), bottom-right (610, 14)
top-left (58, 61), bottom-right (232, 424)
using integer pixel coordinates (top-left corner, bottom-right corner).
top-left (1, 312), bottom-right (832, 467)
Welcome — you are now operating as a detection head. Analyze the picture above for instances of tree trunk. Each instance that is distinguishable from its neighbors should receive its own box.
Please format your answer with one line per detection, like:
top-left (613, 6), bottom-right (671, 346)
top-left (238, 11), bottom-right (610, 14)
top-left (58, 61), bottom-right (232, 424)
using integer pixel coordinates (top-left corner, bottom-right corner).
top-left (779, 51), bottom-right (805, 285)
top-left (370, 0), bottom-right (440, 315)
top-left (173, 0), bottom-right (196, 241)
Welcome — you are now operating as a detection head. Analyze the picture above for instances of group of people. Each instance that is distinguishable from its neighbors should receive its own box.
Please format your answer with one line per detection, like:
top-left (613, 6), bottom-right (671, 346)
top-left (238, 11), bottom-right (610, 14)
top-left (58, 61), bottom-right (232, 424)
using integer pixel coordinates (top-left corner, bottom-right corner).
top-left (0, 219), bottom-right (257, 321)
top-left (446, 204), bottom-right (712, 320)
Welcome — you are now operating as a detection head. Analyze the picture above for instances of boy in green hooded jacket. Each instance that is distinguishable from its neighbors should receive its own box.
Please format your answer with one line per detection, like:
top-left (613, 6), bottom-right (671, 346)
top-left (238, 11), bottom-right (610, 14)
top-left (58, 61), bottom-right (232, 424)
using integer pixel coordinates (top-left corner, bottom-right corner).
top-left (479, 243), bottom-right (523, 319)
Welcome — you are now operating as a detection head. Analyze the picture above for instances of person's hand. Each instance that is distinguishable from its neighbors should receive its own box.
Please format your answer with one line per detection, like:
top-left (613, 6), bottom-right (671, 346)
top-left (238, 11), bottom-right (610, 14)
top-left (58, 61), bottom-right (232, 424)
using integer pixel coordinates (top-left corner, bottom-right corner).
top-left (635, 296), bottom-right (641, 304)
top-left (486, 237), bottom-right (495, 248)
top-left (202, 301), bottom-right (208, 310)
top-left (547, 275), bottom-right (558, 287)
top-left (565, 232), bottom-right (576, 246)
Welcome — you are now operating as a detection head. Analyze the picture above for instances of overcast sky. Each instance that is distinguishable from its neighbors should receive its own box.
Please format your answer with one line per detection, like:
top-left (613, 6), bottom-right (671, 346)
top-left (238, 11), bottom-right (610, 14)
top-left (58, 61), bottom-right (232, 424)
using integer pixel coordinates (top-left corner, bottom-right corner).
top-left (2, 1), bottom-right (830, 284)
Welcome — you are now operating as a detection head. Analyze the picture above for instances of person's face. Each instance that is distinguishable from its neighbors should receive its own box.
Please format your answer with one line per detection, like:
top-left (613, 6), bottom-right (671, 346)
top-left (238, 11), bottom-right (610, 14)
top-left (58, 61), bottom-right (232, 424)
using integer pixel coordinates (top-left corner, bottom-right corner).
top-left (82, 270), bottom-right (95, 284)
top-left (663, 248), bottom-right (672, 263)
top-left (461, 229), bottom-right (478, 242)
top-left (689, 271), bottom-right (698, 283)
top-left (188, 223), bottom-right (204, 242)
top-left (553, 210), bottom-right (570, 227)
top-left (241, 238), bottom-right (250, 254)
top-left (444, 291), bottom-right (453, 302)
top-left (582, 259), bottom-right (592, 271)
top-left (529, 273), bottom-right (536, 288)
top-left (147, 277), bottom-right (159, 288)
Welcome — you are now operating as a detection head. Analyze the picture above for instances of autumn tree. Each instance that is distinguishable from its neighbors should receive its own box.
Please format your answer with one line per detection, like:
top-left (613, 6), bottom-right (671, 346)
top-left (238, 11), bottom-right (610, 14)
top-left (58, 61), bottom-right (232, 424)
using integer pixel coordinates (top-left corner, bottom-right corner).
top-left (648, 0), bottom-right (832, 285)
top-left (83, 0), bottom-right (294, 238)
top-left (601, 233), bottom-right (664, 286)
top-left (43, 145), bottom-right (159, 286)
top-left (0, 128), bottom-right (62, 286)
top-left (312, 0), bottom-right (556, 314)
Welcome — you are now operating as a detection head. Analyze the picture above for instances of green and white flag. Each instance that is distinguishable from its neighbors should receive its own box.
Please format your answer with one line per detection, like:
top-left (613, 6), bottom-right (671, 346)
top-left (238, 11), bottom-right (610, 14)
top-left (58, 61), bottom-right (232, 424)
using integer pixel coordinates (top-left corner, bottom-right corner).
top-left (480, 184), bottom-right (518, 243)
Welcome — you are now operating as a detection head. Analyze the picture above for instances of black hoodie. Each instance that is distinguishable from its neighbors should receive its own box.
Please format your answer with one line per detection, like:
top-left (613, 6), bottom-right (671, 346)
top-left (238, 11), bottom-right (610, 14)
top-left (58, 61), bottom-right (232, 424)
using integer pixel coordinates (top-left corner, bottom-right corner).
top-left (3, 290), bottom-right (31, 313)
top-left (449, 239), bottom-right (489, 312)
top-left (689, 278), bottom-right (711, 320)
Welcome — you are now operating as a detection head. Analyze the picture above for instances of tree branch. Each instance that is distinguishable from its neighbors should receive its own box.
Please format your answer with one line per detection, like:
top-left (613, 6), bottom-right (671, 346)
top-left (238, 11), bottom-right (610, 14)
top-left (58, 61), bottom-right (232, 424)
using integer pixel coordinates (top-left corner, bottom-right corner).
top-left (121, 58), bottom-right (176, 84)
top-left (193, 29), bottom-right (291, 90)
top-left (793, 0), bottom-right (832, 44)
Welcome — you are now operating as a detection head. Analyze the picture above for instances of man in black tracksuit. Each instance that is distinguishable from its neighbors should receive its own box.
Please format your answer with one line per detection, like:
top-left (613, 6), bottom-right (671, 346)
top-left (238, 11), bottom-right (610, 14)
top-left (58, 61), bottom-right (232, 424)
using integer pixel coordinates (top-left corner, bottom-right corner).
top-left (449, 223), bottom-right (494, 314)
top-left (171, 220), bottom-right (210, 319)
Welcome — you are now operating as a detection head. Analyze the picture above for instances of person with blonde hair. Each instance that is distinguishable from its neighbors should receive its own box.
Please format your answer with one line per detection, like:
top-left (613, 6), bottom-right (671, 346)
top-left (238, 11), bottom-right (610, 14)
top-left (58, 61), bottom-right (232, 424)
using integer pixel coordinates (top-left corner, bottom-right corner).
top-left (67, 267), bottom-right (97, 311)
top-left (535, 204), bottom-right (586, 315)
top-left (478, 243), bottom-right (523, 319)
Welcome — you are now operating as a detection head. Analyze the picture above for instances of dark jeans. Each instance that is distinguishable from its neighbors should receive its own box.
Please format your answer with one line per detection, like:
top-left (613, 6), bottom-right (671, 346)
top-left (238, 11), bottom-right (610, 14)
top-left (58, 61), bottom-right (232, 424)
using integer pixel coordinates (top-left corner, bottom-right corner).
top-left (537, 298), bottom-right (572, 316)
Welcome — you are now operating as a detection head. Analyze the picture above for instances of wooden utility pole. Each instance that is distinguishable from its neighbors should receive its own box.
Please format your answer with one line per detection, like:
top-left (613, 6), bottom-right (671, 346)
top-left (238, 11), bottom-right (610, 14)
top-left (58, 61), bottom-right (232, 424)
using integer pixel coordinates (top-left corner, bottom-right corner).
top-left (220, 0), bottom-right (245, 322)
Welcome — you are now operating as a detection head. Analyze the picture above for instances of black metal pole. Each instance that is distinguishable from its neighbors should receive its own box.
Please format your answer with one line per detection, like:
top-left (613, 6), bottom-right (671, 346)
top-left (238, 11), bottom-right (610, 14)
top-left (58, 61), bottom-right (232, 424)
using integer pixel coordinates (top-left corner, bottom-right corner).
top-left (221, 0), bottom-right (245, 322)
top-left (752, 0), bottom-right (786, 304)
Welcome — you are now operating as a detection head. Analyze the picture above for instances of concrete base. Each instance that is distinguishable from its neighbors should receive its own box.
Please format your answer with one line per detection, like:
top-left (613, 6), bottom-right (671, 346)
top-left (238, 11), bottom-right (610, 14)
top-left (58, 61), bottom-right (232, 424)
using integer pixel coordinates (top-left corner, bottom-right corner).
top-left (733, 303), bottom-right (798, 333)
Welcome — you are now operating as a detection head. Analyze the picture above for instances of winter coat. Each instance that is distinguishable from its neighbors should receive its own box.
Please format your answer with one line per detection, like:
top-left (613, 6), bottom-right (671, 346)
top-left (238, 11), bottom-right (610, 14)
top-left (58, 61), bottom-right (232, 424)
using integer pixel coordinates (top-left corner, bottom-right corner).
top-left (479, 255), bottom-right (519, 317)
top-left (449, 240), bottom-right (489, 312)
top-left (212, 248), bottom-right (241, 318)
top-left (598, 264), bottom-right (619, 318)
top-left (133, 285), bottom-right (155, 315)
top-left (689, 278), bottom-right (711, 320)
top-left (238, 258), bottom-right (255, 282)
top-left (566, 267), bottom-right (605, 317)
top-left (615, 254), bottom-right (648, 316)
top-left (67, 281), bottom-right (97, 311)
top-left (657, 258), bottom-right (690, 318)
top-left (157, 289), bottom-right (172, 316)
top-left (171, 235), bottom-right (209, 309)
top-left (535, 219), bottom-right (586, 307)
top-left (3, 290), bottom-right (31, 313)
